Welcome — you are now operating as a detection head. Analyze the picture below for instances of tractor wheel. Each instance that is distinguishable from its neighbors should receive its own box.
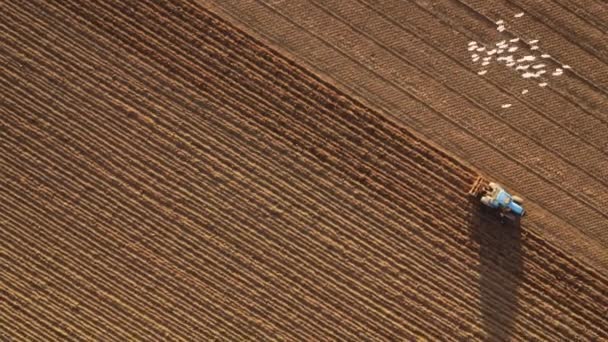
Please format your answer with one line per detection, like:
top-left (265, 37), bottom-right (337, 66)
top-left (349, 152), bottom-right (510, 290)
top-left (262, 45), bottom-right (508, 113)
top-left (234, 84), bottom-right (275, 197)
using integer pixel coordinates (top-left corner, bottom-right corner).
top-left (512, 195), bottom-right (524, 204)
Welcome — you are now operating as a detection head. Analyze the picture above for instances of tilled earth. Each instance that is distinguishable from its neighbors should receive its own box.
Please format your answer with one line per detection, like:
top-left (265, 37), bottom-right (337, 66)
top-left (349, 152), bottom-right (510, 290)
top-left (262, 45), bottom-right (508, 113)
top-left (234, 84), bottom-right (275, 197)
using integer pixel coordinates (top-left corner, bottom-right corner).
top-left (1, 0), bottom-right (607, 340)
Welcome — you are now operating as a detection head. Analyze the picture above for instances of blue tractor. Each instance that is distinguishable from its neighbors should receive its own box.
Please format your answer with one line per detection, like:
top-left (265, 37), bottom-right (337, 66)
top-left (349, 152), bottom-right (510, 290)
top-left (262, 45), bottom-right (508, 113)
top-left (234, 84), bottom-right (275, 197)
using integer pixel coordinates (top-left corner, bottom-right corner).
top-left (469, 177), bottom-right (526, 223)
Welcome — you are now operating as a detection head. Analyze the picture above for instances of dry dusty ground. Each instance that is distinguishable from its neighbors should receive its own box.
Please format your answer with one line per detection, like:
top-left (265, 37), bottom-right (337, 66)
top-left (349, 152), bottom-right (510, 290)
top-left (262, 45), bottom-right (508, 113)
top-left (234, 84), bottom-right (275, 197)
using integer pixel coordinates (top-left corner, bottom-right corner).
top-left (206, 0), bottom-right (608, 271)
top-left (1, 0), bottom-right (607, 340)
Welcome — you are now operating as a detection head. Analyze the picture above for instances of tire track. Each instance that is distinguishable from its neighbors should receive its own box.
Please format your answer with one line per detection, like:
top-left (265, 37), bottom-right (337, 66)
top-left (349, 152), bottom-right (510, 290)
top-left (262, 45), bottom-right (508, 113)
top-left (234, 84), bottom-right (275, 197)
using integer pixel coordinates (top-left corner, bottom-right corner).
top-left (506, 0), bottom-right (608, 59)
top-left (549, 0), bottom-right (608, 33)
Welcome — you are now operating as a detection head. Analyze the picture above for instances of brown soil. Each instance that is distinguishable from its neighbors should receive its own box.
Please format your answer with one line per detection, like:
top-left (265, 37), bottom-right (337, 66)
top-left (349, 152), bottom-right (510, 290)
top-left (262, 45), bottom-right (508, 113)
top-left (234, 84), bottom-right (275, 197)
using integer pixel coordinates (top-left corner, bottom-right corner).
top-left (1, 0), bottom-right (607, 340)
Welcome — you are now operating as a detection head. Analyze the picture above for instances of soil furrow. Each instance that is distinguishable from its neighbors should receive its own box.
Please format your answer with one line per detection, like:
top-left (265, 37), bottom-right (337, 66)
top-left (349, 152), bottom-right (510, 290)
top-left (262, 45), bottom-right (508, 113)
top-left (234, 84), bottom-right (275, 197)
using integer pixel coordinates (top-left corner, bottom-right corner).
top-left (78, 0), bottom-right (472, 190)
top-left (0, 216), bottom-right (252, 341)
top-left (0, 123), bottom-right (329, 341)
top-left (13, 0), bottom-right (470, 203)
top-left (0, 189), bottom-right (230, 340)
top-left (0, 101), bottom-right (408, 340)
top-left (0, 287), bottom-right (60, 341)
top-left (0, 86), bottom-right (452, 340)
top-left (2, 253), bottom-right (139, 341)
top-left (2, 272), bottom-right (102, 341)
top-left (0, 165), bottom-right (324, 335)
top-left (2, 82), bottom-right (604, 340)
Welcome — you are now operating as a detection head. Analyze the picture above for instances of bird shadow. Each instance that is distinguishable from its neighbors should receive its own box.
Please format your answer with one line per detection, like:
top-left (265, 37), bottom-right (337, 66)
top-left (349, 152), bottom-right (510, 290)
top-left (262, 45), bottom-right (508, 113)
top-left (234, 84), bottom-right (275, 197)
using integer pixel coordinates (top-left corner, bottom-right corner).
top-left (467, 199), bottom-right (523, 341)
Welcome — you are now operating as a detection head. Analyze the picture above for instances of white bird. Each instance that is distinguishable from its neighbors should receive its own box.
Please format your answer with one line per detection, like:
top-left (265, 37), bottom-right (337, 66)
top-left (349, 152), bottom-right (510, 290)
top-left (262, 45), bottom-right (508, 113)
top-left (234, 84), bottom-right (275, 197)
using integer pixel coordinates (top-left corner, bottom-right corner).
top-left (510, 38), bottom-right (520, 43)
top-left (539, 82), bottom-right (548, 87)
top-left (482, 61), bottom-right (490, 66)
top-left (478, 70), bottom-right (488, 75)
top-left (530, 46), bottom-right (539, 50)
top-left (497, 49), bottom-right (505, 54)
top-left (529, 39), bottom-right (539, 44)
top-left (496, 19), bottom-right (504, 25)
top-left (502, 104), bottom-right (512, 108)
top-left (496, 40), bottom-right (507, 46)
top-left (532, 64), bottom-right (546, 69)
top-left (487, 49), bottom-right (498, 55)
top-left (536, 70), bottom-right (547, 76)
top-left (514, 12), bottom-right (524, 18)
top-left (506, 62), bottom-right (516, 67)
top-left (552, 69), bottom-right (563, 76)
top-left (515, 64), bottom-right (530, 70)
top-left (497, 25), bottom-right (506, 32)
top-left (472, 56), bottom-right (480, 62)
top-left (522, 72), bottom-right (537, 78)
top-left (468, 41), bottom-right (478, 46)
top-left (476, 47), bottom-right (486, 52)
top-left (541, 54), bottom-right (551, 58)
top-left (517, 55), bottom-right (536, 62)
top-left (563, 65), bottom-right (572, 69)
top-left (521, 89), bottom-right (529, 94)
top-left (508, 46), bottom-right (518, 52)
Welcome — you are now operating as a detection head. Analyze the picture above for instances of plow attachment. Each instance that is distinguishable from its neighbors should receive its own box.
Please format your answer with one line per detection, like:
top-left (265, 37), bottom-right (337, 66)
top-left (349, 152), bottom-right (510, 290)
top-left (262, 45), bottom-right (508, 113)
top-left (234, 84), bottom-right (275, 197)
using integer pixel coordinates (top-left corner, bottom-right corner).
top-left (468, 176), bottom-right (486, 198)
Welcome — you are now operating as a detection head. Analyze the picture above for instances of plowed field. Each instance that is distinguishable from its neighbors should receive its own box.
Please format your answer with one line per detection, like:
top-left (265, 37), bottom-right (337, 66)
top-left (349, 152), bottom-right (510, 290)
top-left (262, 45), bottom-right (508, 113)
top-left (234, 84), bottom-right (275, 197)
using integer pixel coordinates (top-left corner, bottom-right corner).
top-left (1, 0), bottom-right (607, 340)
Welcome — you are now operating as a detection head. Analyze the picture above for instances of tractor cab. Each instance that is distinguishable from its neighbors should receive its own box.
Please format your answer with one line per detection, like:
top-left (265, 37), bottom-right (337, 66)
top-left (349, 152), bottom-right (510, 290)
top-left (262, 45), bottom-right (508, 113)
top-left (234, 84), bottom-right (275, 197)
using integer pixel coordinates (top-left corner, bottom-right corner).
top-left (468, 177), bottom-right (525, 223)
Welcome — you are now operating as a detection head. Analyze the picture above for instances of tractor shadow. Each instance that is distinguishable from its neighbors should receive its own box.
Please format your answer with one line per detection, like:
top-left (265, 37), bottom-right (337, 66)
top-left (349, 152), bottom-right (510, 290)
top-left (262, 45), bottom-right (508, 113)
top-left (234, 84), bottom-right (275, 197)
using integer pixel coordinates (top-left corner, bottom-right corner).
top-left (467, 200), bottom-right (523, 340)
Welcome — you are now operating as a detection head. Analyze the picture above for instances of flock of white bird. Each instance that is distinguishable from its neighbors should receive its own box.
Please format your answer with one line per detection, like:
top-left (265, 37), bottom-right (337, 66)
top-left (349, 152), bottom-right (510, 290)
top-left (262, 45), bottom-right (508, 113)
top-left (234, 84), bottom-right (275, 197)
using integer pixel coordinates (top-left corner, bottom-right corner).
top-left (467, 12), bottom-right (572, 108)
